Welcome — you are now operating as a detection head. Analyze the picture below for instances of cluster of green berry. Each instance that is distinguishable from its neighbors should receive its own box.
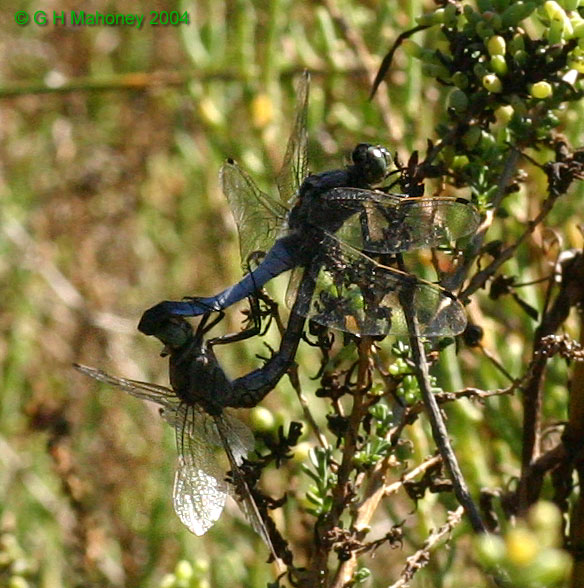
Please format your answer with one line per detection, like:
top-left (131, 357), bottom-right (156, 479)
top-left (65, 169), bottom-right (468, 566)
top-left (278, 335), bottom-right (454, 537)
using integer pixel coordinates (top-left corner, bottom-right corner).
top-left (399, 0), bottom-right (583, 201)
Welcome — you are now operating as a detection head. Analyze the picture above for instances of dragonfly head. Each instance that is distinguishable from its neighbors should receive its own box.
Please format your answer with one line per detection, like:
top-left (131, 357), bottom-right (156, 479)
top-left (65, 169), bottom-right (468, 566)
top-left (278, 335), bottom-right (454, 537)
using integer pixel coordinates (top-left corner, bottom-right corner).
top-left (351, 143), bottom-right (392, 185)
top-left (148, 316), bottom-right (194, 357)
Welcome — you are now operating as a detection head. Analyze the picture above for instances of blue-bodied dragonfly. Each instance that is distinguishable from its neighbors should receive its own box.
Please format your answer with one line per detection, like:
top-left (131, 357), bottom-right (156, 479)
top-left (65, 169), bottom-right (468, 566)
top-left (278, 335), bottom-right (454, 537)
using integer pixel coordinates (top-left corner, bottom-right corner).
top-left (74, 310), bottom-right (279, 557)
top-left (139, 72), bottom-right (480, 338)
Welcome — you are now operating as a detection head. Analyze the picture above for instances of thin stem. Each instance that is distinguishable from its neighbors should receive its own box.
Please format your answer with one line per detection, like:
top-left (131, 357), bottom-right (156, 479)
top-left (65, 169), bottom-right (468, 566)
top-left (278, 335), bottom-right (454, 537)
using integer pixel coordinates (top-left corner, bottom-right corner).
top-left (387, 507), bottom-right (465, 588)
top-left (289, 364), bottom-right (329, 450)
top-left (400, 282), bottom-right (486, 534)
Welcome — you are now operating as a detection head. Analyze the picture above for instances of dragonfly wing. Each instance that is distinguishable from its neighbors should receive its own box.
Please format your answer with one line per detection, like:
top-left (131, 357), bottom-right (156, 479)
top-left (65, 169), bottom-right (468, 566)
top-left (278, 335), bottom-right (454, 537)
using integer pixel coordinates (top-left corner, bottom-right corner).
top-left (73, 364), bottom-right (179, 412)
top-left (220, 410), bottom-right (255, 464)
top-left (173, 456), bottom-right (228, 536)
top-left (215, 415), bottom-right (277, 558)
top-left (172, 407), bottom-right (229, 536)
top-left (292, 236), bottom-right (468, 336)
top-left (276, 71), bottom-right (310, 205)
top-left (220, 159), bottom-right (287, 267)
top-left (75, 365), bottom-right (227, 535)
top-left (285, 265), bottom-right (305, 310)
top-left (324, 189), bottom-right (480, 253)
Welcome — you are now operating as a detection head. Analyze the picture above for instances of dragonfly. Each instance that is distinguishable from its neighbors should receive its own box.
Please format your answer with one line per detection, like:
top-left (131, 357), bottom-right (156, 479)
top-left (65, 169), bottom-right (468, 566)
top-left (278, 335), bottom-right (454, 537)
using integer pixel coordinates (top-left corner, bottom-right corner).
top-left (139, 72), bottom-right (480, 339)
top-left (74, 310), bottom-right (280, 558)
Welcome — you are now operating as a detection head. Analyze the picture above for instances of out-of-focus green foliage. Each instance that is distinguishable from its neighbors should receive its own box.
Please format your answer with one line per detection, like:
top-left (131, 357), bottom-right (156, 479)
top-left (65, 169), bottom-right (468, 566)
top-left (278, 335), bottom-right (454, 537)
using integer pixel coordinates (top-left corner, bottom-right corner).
top-left (475, 502), bottom-right (572, 587)
top-left (1, 0), bottom-right (583, 587)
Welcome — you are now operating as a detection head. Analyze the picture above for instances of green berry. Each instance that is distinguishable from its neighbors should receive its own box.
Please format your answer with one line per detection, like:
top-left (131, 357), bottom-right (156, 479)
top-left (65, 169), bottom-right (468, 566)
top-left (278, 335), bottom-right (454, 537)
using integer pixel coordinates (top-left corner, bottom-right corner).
top-left (528, 549), bottom-right (572, 585)
top-left (250, 406), bottom-right (276, 432)
top-left (291, 441), bottom-right (312, 464)
top-left (495, 104), bottom-right (514, 124)
top-left (506, 528), bottom-right (539, 566)
top-left (528, 502), bottom-right (562, 547)
top-left (482, 74), bottom-right (503, 92)
top-left (448, 89), bottom-right (469, 112)
top-left (490, 55), bottom-right (508, 75)
top-left (463, 126), bottom-right (482, 149)
top-left (452, 155), bottom-right (470, 169)
top-left (175, 560), bottom-right (194, 581)
top-left (487, 35), bottom-right (507, 56)
top-left (530, 81), bottom-right (553, 98)
top-left (475, 534), bottom-right (506, 566)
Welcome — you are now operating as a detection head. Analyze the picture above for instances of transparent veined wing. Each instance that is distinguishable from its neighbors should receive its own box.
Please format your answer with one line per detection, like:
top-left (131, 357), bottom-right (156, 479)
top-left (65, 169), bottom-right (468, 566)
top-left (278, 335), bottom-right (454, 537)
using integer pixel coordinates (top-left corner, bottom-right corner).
top-left (74, 364), bottom-right (257, 537)
top-left (171, 406), bottom-right (231, 536)
top-left (216, 411), bottom-right (256, 463)
top-left (219, 70), bottom-right (310, 269)
top-left (173, 463), bottom-right (226, 536)
top-left (321, 188), bottom-right (481, 253)
top-left (276, 70), bottom-right (310, 205)
top-left (288, 235), bottom-right (468, 336)
top-left (73, 364), bottom-right (179, 412)
top-left (284, 265), bottom-right (306, 314)
top-left (172, 412), bottom-right (229, 535)
top-left (220, 160), bottom-right (288, 269)
top-left (74, 365), bottom-right (230, 536)
top-left (214, 415), bottom-right (276, 555)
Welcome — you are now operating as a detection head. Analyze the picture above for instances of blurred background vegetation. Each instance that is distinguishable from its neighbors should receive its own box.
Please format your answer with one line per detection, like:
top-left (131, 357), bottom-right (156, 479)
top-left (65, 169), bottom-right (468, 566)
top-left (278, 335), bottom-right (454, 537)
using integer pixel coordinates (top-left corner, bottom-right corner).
top-left (1, 0), bottom-right (583, 587)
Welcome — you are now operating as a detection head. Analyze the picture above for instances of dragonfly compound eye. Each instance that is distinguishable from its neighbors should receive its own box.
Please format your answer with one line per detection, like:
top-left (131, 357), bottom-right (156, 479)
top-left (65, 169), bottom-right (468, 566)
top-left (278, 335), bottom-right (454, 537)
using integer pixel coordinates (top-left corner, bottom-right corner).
top-left (351, 143), bottom-right (371, 166)
top-left (365, 145), bottom-right (391, 183)
top-left (352, 143), bottom-right (391, 185)
top-left (151, 317), bottom-right (194, 350)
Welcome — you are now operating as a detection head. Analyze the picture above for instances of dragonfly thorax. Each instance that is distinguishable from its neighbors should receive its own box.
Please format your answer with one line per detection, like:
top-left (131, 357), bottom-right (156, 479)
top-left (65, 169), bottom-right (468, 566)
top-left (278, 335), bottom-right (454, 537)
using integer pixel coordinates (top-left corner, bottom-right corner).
top-left (287, 143), bottom-right (391, 237)
top-left (169, 339), bottom-right (232, 415)
top-left (289, 178), bottom-right (366, 238)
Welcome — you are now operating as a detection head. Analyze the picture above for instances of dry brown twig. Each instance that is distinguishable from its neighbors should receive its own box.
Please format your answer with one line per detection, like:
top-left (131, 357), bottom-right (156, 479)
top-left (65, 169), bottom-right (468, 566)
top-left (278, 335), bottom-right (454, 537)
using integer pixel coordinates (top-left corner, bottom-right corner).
top-left (387, 506), bottom-right (465, 588)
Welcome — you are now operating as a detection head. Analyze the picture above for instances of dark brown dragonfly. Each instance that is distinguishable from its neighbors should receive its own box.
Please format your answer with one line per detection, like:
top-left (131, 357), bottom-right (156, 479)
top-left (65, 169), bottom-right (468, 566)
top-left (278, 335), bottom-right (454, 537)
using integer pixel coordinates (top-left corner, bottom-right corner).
top-left (75, 312), bottom-right (278, 556)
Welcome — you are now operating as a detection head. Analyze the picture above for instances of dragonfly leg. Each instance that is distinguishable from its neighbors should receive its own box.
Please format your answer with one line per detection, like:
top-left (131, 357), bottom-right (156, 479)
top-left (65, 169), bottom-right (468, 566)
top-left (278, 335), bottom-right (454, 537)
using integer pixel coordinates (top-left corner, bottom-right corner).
top-left (197, 309), bottom-right (226, 338)
top-left (207, 322), bottom-right (259, 347)
top-left (207, 293), bottom-right (273, 347)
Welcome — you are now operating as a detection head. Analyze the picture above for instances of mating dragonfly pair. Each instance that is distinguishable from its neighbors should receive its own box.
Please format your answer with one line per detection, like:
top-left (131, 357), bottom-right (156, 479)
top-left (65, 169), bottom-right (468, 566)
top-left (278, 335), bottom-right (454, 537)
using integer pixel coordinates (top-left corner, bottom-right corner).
top-left (76, 72), bottom-right (480, 557)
